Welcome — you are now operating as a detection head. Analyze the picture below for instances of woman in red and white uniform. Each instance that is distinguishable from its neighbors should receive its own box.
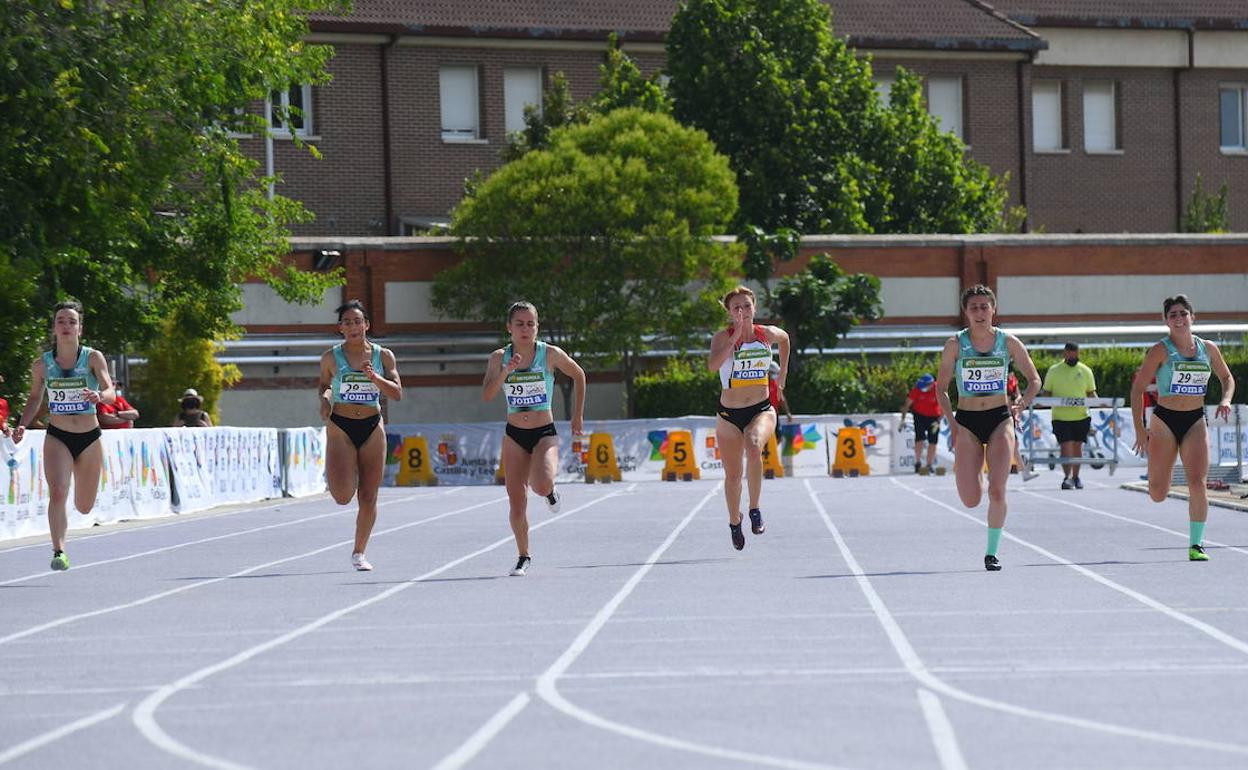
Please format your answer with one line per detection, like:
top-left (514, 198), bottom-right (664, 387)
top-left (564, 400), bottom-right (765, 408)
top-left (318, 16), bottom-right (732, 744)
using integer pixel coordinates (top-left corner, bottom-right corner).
top-left (707, 286), bottom-right (789, 551)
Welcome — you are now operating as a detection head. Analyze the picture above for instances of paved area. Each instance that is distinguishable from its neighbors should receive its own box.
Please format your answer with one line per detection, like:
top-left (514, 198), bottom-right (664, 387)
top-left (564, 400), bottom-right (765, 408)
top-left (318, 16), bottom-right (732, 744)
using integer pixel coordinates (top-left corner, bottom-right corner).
top-left (3, 469), bottom-right (1248, 769)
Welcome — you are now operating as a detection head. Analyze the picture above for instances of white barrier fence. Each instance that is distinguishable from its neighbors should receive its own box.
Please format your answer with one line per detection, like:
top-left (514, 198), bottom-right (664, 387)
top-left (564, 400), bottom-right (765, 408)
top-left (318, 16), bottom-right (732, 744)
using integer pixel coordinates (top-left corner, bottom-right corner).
top-left (0, 426), bottom-right (326, 543)
top-left (4, 407), bottom-right (1241, 541)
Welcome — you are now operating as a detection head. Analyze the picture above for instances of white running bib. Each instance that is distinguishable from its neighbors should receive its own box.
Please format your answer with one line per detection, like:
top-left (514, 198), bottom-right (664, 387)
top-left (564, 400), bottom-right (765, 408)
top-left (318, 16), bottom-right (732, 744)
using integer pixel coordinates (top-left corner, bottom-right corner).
top-left (47, 377), bottom-right (91, 414)
top-left (959, 357), bottom-right (1006, 394)
top-left (337, 373), bottom-right (380, 404)
top-left (730, 348), bottom-right (769, 389)
top-left (504, 371), bottom-right (549, 408)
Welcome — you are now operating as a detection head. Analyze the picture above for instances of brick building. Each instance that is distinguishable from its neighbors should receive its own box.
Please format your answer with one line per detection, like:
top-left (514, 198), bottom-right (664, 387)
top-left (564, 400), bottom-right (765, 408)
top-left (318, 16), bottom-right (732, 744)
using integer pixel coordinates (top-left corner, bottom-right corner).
top-left (240, 1), bottom-right (1248, 235)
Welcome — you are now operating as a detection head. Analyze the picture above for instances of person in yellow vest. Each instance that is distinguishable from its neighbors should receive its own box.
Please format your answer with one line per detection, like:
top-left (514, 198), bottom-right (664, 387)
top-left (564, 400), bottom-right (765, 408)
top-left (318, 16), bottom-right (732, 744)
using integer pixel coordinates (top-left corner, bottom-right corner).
top-left (319, 300), bottom-right (402, 572)
top-left (1131, 295), bottom-right (1235, 562)
top-left (482, 301), bottom-right (586, 577)
top-left (1042, 342), bottom-right (1098, 490)
top-left (708, 286), bottom-right (790, 551)
top-left (935, 285), bottom-right (1041, 572)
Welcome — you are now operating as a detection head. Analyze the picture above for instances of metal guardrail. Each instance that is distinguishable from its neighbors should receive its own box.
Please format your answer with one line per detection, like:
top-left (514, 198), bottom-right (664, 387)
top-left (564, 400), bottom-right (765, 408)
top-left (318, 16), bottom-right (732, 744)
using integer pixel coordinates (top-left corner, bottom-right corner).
top-left (1022, 397), bottom-right (1125, 475)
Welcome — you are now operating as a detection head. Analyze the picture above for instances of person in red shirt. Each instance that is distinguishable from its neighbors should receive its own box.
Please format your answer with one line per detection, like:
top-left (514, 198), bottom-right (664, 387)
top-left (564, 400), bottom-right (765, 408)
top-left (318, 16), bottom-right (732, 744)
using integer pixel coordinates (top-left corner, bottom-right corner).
top-left (96, 385), bottom-right (140, 429)
top-left (899, 373), bottom-right (941, 474)
top-left (0, 372), bottom-right (9, 431)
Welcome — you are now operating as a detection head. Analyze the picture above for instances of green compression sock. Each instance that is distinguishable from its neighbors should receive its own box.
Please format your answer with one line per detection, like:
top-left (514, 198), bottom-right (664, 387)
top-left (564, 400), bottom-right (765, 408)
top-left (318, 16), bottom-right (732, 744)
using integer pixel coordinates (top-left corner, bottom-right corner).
top-left (986, 527), bottom-right (1003, 557)
top-left (1189, 521), bottom-right (1206, 547)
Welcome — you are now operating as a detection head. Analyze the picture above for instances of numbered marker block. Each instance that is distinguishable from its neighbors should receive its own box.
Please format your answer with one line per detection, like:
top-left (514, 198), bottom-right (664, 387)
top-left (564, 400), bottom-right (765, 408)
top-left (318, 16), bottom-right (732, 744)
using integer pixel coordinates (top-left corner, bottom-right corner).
top-left (396, 435), bottom-right (439, 487)
top-left (585, 431), bottom-right (622, 484)
top-left (830, 427), bottom-right (870, 478)
top-left (762, 433), bottom-right (784, 479)
top-left (661, 430), bottom-right (700, 481)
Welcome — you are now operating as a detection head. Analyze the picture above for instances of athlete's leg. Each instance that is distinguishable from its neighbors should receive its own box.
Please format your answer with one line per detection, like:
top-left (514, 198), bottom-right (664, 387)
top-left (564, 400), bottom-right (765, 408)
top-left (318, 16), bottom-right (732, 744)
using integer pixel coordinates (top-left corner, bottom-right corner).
top-left (503, 436), bottom-right (533, 557)
top-left (716, 419), bottom-right (745, 525)
top-left (984, 421), bottom-right (1015, 530)
top-left (528, 434), bottom-right (560, 499)
top-left (70, 439), bottom-right (104, 516)
top-left (1145, 419), bottom-right (1180, 503)
top-left (953, 424), bottom-right (986, 509)
top-left (352, 423), bottom-right (387, 556)
top-left (1177, 420), bottom-right (1210, 525)
top-left (743, 409), bottom-right (776, 510)
top-left (43, 437), bottom-right (73, 554)
top-left (325, 421), bottom-right (359, 506)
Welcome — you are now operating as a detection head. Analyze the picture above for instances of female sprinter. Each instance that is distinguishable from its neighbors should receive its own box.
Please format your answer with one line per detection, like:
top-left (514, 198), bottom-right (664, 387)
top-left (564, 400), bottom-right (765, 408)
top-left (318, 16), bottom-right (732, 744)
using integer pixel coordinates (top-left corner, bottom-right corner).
top-left (12, 301), bottom-right (116, 571)
top-left (1131, 295), bottom-right (1234, 561)
top-left (483, 302), bottom-right (585, 577)
top-left (708, 286), bottom-right (789, 551)
top-left (319, 300), bottom-right (402, 571)
top-left (935, 285), bottom-right (1040, 571)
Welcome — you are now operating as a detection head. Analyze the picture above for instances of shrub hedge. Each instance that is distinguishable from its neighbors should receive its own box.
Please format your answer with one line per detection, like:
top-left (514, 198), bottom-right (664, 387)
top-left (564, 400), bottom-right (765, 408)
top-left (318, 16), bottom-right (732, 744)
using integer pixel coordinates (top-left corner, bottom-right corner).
top-left (634, 341), bottom-right (1248, 417)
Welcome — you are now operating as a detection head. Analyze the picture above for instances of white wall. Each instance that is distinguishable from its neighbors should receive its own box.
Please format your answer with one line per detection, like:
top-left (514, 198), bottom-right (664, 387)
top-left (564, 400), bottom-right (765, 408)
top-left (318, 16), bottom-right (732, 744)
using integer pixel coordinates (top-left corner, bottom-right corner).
top-left (385, 282), bottom-right (440, 323)
top-left (1033, 28), bottom-right (1187, 68)
top-left (231, 284), bottom-right (343, 326)
top-left (997, 273), bottom-right (1248, 316)
top-left (879, 277), bottom-right (961, 318)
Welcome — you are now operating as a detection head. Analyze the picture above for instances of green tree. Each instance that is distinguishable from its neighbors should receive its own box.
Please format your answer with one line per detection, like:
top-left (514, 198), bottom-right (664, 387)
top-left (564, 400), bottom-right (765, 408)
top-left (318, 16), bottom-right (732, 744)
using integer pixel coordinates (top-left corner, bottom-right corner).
top-left (667, 0), bottom-right (1013, 236)
top-left (434, 108), bottom-right (742, 416)
top-left (504, 36), bottom-right (669, 162)
top-left (0, 0), bottom-right (342, 411)
top-left (770, 254), bottom-right (884, 366)
top-left (130, 319), bottom-right (241, 427)
top-left (1181, 174), bottom-right (1231, 233)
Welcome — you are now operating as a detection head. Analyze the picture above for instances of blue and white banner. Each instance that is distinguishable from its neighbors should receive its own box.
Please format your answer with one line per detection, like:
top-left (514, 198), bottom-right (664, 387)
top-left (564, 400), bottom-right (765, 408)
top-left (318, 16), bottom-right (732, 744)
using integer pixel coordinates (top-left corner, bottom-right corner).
top-left (282, 427), bottom-right (327, 497)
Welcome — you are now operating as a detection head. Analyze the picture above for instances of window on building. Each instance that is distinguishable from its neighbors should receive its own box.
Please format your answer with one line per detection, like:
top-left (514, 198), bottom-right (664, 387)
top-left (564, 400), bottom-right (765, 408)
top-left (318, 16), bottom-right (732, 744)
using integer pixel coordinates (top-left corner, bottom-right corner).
top-left (1083, 80), bottom-right (1119, 153)
top-left (504, 67), bottom-right (543, 135)
top-left (1032, 80), bottom-right (1064, 151)
top-left (927, 76), bottom-right (964, 140)
top-left (440, 65), bottom-right (480, 141)
top-left (874, 74), bottom-right (896, 104)
top-left (269, 85), bottom-right (313, 136)
top-left (1221, 86), bottom-right (1246, 150)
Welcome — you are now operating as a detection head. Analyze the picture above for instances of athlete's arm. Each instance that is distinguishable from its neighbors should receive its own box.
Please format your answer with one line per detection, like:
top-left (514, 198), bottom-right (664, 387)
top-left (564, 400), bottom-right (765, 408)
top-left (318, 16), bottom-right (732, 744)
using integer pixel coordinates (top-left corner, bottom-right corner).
top-left (1206, 340), bottom-right (1236, 421)
top-left (1131, 344), bottom-right (1166, 454)
top-left (707, 329), bottom-right (735, 373)
top-left (368, 347), bottom-right (403, 402)
top-left (318, 350), bottom-right (335, 422)
top-left (12, 358), bottom-right (48, 444)
top-left (88, 349), bottom-right (115, 406)
top-left (1007, 336), bottom-right (1041, 411)
top-left (551, 346), bottom-right (587, 435)
top-left (767, 326), bottom-right (790, 391)
top-left (481, 349), bottom-right (513, 401)
top-left (935, 337), bottom-right (958, 444)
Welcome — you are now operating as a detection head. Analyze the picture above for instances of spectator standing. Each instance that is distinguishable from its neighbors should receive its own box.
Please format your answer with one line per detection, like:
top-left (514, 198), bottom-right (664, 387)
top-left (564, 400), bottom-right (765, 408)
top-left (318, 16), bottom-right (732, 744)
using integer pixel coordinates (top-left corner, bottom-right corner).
top-left (172, 389), bottom-right (213, 427)
top-left (1042, 343), bottom-right (1098, 489)
top-left (899, 373), bottom-right (941, 474)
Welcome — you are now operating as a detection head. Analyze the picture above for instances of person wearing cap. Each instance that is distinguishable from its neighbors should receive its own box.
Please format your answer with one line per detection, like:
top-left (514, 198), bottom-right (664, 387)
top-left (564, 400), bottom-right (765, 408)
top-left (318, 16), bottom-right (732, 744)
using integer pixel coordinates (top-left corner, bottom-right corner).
top-left (899, 374), bottom-right (941, 474)
top-left (1042, 342), bottom-right (1097, 489)
top-left (172, 388), bottom-right (213, 427)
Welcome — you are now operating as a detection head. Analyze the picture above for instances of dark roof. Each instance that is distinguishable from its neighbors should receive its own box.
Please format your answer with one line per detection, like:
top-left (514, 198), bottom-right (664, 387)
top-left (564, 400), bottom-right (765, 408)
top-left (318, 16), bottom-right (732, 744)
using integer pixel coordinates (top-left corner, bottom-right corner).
top-left (830, 0), bottom-right (1042, 52)
top-left (990, 1), bottom-right (1248, 30)
top-left (308, 0), bottom-right (1045, 51)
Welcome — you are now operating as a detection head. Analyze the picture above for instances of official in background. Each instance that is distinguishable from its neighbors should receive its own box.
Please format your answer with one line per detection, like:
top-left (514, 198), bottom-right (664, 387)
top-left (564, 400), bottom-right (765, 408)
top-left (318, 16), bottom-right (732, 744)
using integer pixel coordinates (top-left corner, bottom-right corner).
top-left (1042, 343), bottom-right (1097, 489)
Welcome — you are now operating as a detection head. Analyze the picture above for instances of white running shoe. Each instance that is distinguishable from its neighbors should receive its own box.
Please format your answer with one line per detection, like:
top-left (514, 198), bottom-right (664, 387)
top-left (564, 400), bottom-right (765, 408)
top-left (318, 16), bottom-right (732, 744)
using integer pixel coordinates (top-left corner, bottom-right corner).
top-left (545, 489), bottom-right (561, 514)
top-left (351, 552), bottom-right (373, 571)
top-left (510, 555), bottom-right (531, 577)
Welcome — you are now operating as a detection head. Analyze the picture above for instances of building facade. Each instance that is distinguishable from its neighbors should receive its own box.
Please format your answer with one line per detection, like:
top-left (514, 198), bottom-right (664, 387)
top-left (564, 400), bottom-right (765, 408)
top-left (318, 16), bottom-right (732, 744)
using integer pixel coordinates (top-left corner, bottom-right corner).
top-left (240, 1), bottom-right (1248, 235)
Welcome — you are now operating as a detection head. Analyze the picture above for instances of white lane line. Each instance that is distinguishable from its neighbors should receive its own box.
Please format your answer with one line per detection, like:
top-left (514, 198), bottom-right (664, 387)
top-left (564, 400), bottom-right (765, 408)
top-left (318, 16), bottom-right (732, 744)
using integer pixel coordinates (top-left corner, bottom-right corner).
top-left (524, 484), bottom-right (850, 770)
top-left (429, 693), bottom-right (531, 770)
top-left (0, 702), bottom-right (126, 765)
top-left (0, 488), bottom-right (451, 585)
top-left (132, 489), bottom-right (624, 769)
top-left (916, 689), bottom-right (969, 770)
top-left (905, 481), bottom-right (1248, 658)
top-left (1021, 488), bottom-right (1248, 557)
top-left (0, 488), bottom-right (452, 556)
top-left (0, 493), bottom-right (483, 645)
top-left (859, 478), bottom-right (1248, 754)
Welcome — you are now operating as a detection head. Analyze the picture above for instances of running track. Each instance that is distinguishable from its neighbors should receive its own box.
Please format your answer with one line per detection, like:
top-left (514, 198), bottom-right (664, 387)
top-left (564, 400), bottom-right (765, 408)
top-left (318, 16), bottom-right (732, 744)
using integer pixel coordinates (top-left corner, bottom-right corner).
top-left (2, 471), bottom-right (1247, 769)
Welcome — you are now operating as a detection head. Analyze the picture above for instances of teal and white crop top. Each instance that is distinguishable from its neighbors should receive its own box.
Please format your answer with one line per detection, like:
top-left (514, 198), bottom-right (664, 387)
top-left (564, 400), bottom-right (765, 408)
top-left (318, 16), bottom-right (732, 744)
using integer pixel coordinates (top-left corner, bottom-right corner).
top-left (1157, 336), bottom-right (1211, 397)
top-left (954, 329), bottom-right (1010, 399)
top-left (329, 343), bottom-right (384, 409)
top-left (504, 341), bottom-right (555, 414)
top-left (43, 347), bottom-right (100, 415)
